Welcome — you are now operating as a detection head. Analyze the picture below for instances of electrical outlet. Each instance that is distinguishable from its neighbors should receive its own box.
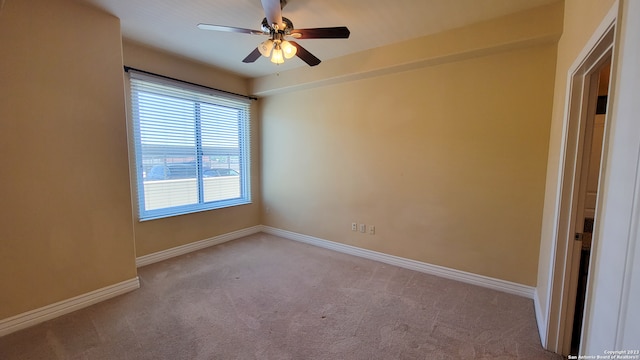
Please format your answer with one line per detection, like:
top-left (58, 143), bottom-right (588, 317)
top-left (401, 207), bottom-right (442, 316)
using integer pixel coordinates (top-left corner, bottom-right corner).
top-left (359, 223), bottom-right (366, 233)
top-left (369, 226), bottom-right (375, 235)
top-left (351, 223), bottom-right (357, 231)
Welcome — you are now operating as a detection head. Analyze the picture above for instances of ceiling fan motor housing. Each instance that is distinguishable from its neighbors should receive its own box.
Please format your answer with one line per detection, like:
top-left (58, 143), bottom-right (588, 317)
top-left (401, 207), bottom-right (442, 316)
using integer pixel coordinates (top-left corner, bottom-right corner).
top-left (261, 17), bottom-right (294, 34)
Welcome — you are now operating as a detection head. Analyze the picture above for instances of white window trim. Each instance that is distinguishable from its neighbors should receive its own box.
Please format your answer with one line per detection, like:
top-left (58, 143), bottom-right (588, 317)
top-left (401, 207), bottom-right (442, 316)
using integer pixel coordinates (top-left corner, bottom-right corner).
top-left (126, 69), bottom-right (252, 221)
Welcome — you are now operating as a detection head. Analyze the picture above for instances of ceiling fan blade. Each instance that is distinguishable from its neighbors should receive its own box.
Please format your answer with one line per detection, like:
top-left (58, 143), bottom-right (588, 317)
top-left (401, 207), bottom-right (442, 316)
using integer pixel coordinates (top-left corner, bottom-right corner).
top-left (289, 41), bottom-right (321, 66)
top-left (290, 27), bottom-right (350, 39)
top-left (242, 48), bottom-right (262, 63)
top-left (261, 0), bottom-right (284, 30)
top-left (197, 23), bottom-right (264, 35)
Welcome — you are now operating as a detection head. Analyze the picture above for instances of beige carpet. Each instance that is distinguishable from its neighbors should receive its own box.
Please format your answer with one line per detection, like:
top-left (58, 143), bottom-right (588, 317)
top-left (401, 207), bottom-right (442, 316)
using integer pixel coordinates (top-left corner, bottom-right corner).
top-left (0, 233), bottom-right (561, 359)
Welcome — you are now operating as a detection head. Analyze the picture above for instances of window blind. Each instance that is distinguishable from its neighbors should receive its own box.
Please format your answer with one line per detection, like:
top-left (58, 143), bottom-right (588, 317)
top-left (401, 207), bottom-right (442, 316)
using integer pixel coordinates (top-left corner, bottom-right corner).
top-left (128, 70), bottom-right (251, 221)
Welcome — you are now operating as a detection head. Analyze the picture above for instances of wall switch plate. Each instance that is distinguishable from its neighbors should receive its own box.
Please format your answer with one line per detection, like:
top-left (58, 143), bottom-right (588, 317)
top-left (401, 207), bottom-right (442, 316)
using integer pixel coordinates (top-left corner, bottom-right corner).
top-left (369, 226), bottom-right (375, 235)
top-left (359, 224), bottom-right (366, 233)
top-left (352, 223), bottom-right (357, 231)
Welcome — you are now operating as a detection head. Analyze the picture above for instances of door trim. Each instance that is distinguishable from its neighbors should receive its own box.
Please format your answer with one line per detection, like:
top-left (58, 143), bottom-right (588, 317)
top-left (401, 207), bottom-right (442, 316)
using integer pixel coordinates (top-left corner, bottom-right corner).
top-left (581, 0), bottom-right (640, 352)
top-left (542, 4), bottom-right (617, 355)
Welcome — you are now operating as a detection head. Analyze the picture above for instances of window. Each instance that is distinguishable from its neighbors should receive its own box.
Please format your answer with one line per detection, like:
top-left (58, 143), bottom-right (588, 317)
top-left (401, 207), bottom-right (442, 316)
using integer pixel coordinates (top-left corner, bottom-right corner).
top-left (128, 70), bottom-right (251, 221)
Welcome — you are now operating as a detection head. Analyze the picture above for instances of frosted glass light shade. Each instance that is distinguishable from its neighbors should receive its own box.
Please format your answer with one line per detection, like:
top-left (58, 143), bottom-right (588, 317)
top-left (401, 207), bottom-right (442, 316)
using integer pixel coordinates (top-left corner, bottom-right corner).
top-left (270, 48), bottom-right (284, 64)
top-left (258, 40), bottom-right (274, 57)
top-left (281, 40), bottom-right (297, 59)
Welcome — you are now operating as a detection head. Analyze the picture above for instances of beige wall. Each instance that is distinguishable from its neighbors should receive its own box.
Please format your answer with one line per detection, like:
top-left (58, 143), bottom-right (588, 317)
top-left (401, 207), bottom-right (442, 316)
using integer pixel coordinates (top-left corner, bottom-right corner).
top-left (0, 0), bottom-right (136, 318)
top-left (121, 41), bottom-right (261, 257)
top-left (535, 0), bottom-right (616, 330)
top-left (260, 6), bottom-right (561, 286)
top-left (0, 0), bottom-right (575, 330)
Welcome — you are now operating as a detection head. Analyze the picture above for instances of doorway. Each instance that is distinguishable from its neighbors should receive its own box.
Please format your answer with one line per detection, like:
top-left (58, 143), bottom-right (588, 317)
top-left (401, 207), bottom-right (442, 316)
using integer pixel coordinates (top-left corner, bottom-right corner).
top-left (567, 60), bottom-right (610, 356)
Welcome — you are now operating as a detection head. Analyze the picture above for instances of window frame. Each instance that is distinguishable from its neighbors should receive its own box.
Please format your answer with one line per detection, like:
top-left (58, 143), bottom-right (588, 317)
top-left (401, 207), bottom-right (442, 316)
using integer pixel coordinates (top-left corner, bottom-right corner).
top-left (127, 69), bottom-right (252, 221)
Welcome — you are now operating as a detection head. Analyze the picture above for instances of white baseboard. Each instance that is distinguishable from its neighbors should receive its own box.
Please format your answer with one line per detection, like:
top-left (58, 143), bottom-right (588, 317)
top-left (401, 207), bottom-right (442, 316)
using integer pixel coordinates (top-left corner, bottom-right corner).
top-left (534, 288), bottom-right (548, 348)
top-left (136, 225), bottom-right (263, 267)
top-left (1, 225), bottom-right (537, 338)
top-left (0, 226), bottom-right (262, 337)
top-left (261, 226), bottom-right (536, 299)
top-left (0, 277), bottom-right (139, 337)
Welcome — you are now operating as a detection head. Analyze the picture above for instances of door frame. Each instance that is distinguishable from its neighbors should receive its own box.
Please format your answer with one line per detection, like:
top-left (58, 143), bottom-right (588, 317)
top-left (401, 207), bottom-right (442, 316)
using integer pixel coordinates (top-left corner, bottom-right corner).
top-left (545, 0), bottom-right (640, 354)
top-left (544, 6), bottom-right (617, 356)
top-left (559, 52), bottom-right (611, 357)
top-left (580, 0), bottom-right (640, 352)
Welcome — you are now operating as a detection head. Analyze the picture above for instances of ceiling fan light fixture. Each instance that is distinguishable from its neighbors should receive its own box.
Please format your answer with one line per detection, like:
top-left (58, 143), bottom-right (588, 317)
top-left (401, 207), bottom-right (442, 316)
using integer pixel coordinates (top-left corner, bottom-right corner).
top-left (270, 44), bottom-right (284, 64)
top-left (258, 39), bottom-right (274, 57)
top-left (281, 40), bottom-right (297, 59)
top-left (197, 0), bottom-right (350, 68)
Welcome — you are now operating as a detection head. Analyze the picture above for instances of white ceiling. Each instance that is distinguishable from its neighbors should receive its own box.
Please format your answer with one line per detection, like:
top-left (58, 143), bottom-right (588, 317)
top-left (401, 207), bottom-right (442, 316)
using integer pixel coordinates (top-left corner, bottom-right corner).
top-left (81, 0), bottom-right (560, 79)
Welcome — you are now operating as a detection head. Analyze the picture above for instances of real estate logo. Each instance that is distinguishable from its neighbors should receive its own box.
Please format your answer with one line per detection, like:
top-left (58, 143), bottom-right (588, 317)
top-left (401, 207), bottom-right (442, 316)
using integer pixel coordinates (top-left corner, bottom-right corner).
top-left (568, 350), bottom-right (640, 360)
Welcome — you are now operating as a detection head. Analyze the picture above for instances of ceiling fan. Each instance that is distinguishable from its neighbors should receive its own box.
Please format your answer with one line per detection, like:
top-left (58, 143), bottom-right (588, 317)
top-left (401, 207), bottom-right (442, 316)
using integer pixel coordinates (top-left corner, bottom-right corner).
top-left (197, 0), bottom-right (350, 67)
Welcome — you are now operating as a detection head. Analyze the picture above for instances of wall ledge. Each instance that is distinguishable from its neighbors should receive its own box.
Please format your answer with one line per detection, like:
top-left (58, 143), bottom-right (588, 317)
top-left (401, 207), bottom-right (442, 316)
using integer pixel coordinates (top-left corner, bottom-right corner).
top-left (0, 277), bottom-right (140, 337)
top-left (252, 35), bottom-right (559, 97)
top-left (251, 2), bottom-right (563, 96)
